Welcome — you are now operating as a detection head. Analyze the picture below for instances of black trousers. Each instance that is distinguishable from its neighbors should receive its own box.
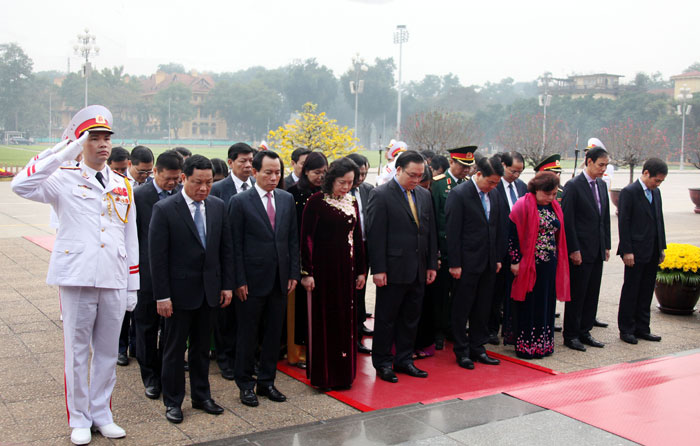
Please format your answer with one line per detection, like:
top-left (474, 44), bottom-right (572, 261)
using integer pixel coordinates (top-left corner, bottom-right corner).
top-left (618, 259), bottom-right (658, 335)
top-left (564, 259), bottom-right (603, 341)
top-left (234, 288), bottom-right (286, 390)
top-left (133, 292), bottom-right (162, 388)
top-left (430, 263), bottom-right (453, 341)
top-left (452, 269), bottom-right (495, 359)
top-left (488, 260), bottom-right (513, 336)
top-left (371, 278), bottom-right (424, 370)
top-left (213, 304), bottom-right (236, 371)
top-left (118, 310), bottom-right (135, 355)
top-left (356, 241), bottom-right (369, 338)
top-left (161, 302), bottom-right (212, 408)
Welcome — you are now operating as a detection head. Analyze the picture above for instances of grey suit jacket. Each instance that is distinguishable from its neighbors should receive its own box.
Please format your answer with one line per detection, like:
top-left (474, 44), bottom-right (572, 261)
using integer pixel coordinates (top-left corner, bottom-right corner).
top-left (229, 187), bottom-right (300, 296)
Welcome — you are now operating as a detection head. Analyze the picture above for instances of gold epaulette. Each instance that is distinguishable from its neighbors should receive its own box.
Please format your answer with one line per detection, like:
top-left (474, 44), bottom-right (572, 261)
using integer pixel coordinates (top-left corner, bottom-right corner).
top-left (112, 170), bottom-right (127, 178)
top-left (432, 173), bottom-right (446, 181)
top-left (59, 166), bottom-right (81, 170)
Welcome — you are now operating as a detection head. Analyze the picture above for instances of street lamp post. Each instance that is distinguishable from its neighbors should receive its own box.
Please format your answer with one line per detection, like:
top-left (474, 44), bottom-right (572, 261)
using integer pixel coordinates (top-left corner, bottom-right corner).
top-left (538, 72), bottom-right (552, 159)
top-left (393, 25), bottom-right (409, 139)
top-left (73, 29), bottom-right (99, 108)
top-left (677, 84), bottom-right (693, 171)
top-left (350, 53), bottom-right (368, 141)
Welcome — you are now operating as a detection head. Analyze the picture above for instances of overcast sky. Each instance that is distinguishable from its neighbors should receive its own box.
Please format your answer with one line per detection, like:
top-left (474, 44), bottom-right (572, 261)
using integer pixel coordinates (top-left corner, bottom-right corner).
top-left (2, 0), bottom-right (698, 86)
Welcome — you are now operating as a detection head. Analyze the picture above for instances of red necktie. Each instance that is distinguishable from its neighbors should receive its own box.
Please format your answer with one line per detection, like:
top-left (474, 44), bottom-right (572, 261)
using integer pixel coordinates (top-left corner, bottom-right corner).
top-left (266, 192), bottom-right (275, 230)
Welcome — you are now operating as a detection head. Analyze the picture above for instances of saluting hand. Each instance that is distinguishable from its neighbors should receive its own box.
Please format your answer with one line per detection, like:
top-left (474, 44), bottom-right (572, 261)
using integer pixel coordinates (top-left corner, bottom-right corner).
top-left (220, 289), bottom-right (233, 308)
top-left (236, 285), bottom-right (248, 302)
top-left (157, 300), bottom-right (173, 318)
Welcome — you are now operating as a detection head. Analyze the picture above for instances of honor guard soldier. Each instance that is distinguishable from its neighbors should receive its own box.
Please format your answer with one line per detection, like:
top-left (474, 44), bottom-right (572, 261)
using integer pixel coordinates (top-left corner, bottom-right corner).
top-left (429, 146), bottom-right (476, 349)
top-left (534, 154), bottom-right (564, 203)
top-left (12, 105), bottom-right (139, 445)
top-left (376, 139), bottom-right (407, 185)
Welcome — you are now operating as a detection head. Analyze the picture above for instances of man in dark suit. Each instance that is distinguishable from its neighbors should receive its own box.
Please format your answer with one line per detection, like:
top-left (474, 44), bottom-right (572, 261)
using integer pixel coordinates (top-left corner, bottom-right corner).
top-left (446, 154), bottom-right (505, 370)
top-left (347, 153), bottom-right (374, 354)
top-left (133, 150), bottom-right (183, 400)
top-left (283, 147), bottom-right (311, 189)
top-left (561, 147), bottom-right (611, 352)
top-left (230, 150), bottom-right (299, 407)
top-left (209, 142), bottom-right (255, 380)
top-left (149, 155), bottom-right (234, 424)
top-left (367, 150), bottom-right (438, 383)
top-left (488, 151), bottom-right (527, 344)
top-left (617, 158), bottom-right (667, 344)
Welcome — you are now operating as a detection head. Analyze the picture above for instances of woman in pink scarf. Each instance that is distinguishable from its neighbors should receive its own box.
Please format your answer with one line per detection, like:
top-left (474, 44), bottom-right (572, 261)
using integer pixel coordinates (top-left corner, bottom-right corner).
top-left (509, 172), bottom-right (570, 359)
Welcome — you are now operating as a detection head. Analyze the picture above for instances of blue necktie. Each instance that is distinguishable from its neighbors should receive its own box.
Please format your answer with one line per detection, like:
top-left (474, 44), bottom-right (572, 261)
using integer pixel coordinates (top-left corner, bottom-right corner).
top-left (645, 188), bottom-right (652, 204)
top-left (508, 183), bottom-right (518, 207)
top-left (479, 191), bottom-right (489, 221)
top-left (158, 190), bottom-right (169, 201)
top-left (194, 201), bottom-right (206, 248)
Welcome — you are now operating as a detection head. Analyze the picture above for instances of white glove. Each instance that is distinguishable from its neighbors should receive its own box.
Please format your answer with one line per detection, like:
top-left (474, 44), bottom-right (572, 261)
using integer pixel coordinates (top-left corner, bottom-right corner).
top-left (126, 291), bottom-right (137, 312)
top-left (57, 131), bottom-right (89, 163)
top-left (49, 139), bottom-right (70, 154)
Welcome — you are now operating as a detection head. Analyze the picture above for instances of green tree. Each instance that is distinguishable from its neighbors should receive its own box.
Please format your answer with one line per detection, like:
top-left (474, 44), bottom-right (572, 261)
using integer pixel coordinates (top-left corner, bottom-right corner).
top-left (152, 83), bottom-right (194, 139)
top-left (157, 63), bottom-right (186, 74)
top-left (0, 43), bottom-right (34, 131)
top-left (282, 59), bottom-right (338, 113)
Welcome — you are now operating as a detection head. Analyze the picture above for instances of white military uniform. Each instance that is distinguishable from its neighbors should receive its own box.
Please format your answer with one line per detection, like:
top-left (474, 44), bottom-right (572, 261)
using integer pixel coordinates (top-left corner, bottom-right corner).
top-left (11, 113), bottom-right (139, 430)
top-left (376, 139), bottom-right (407, 186)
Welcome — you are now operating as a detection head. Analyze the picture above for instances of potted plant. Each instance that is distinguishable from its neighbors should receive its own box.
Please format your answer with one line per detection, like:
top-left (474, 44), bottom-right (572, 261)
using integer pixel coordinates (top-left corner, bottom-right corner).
top-left (655, 243), bottom-right (700, 314)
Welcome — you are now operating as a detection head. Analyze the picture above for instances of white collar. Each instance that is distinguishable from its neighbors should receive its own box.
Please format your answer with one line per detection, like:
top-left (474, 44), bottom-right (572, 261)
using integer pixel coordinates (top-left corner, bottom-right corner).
top-left (231, 172), bottom-right (252, 190)
top-left (254, 182), bottom-right (273, 199)
top-left (181, 188), bottom-right (202, 206)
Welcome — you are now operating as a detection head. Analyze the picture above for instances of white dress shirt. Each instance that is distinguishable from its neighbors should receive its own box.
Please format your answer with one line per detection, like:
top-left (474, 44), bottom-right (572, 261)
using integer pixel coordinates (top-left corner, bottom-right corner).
top-left (501, 177), bottom-right (519, 210)
top-left (182, 188), bottom-right (206, 224)
top-left (231, 172), bottom-right (253, 192)
top-left (472, 176), bottom-right (490, 218)
top-left (254, 183), bottom-right (276, 211)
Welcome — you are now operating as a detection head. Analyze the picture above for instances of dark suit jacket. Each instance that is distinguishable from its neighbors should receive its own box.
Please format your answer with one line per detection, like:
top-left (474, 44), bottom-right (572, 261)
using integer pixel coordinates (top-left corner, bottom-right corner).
top-left (617, 180), bottom-right (666, 264)
top-left (210, 175), bottom-right (255, 208)
top-left (355, 182), bottom-right (374, 233)
top-left (229, 187), bottom-right (300, 296)
top-left (367, 180), bottom-right (438, 285)
top-left (562, 173), bottom-right (611, 262)
top-left (445, 180), bottom-right (504, 274)
top-left (149, 192), bottom-right (234, 309)
top-left (134, 181), bottom-right (182, 296)
top-left (283, 173), bottom-right (296, 190)
top-left (495, 178), bottom-right (527, 261)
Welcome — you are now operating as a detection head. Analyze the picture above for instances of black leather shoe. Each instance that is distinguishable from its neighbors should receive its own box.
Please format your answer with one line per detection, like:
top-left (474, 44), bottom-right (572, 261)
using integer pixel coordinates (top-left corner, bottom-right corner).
top-left (487, 334), bottom-right (500, 346)
top-left (165, 406), bottom-right (183, 424)
top-left (471, 353), bottom-right (500, 365)
top-left (360, 326), bottom-right (374, 337)
top-left (394, 363), bottom-right (428, 378)
top-left (357, 343), bottom-right (372, 355)
top-left (117, 353), bottom-right (129, 366)
top-left (593, 319), bottom-right (609, 328)
top-left (192, 399), bottom-right (224, 415)
top-left (620, 333), bottom-right (638, 344)
top-left (144, 385), bottom-right (161, 400)
top-left (555, 312), bottom-right (561, 318)
top-left (376, 367), bottom-right (398, 383)
top-left (240, 389), bottom-right (259, 407)
top-left (456, 357), bottom-right (475, 370)
top-left (365, 312), bottom-right (372, 318)
top-left (435, 338), bottom-right (445, 350)
top-left (564, 338), bottom-right (587, 351)
top-left (221, 368), bottom-right (235, 380)
top-left (636, 333), bottom-right (661, 342)
top-left (554, 325), bottom-right (562, 332)
top-left (580, 334), bottom-right (605, 348)
top-left (256, 385), bottom-right (286, 402)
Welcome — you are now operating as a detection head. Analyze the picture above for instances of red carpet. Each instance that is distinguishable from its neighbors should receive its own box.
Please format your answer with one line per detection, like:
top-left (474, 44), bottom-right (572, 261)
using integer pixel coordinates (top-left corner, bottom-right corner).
top-left (24, 234), bottom-right (55, 251)
top-left (506, 352), bottom-right (700, 446)
top-left (278, 339), bottom-right (557, 412)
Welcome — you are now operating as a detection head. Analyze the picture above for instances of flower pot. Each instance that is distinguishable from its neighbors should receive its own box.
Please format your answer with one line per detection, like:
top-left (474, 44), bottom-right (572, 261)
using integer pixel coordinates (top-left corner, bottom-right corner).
top-left (689, 188), bottom-right (700, 214)
top-left (654, 281), bottom-right (700, 315)
top-left (609, 188), bottom-right (621, 216)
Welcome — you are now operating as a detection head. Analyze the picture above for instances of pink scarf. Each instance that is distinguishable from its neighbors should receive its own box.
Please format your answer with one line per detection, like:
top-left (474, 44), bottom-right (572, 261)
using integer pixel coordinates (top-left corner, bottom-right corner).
top-left (509, 192), bottom-right (570, 302)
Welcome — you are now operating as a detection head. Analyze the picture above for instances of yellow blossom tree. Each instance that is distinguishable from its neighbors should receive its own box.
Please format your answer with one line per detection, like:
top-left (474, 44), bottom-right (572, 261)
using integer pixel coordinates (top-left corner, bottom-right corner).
top-left (267, 102), bottom-right (359, 171)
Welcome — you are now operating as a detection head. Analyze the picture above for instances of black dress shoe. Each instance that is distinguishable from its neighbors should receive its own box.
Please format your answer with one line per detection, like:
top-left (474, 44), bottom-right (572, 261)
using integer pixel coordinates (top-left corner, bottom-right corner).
top-left (564, 338), bottom-right (587, 351)
top-left (487, 334), bottom-right (500, 346)
top-left (394, 363), bottom-right (428, 378)
top-left (365, 312), bottom-right (372, 318)
top-left (435, 338), bottom-right (445, 350)
top-left (471, 353), bottom-right (500, 365)
top-left (554, 325), bottom-right (562, 332)
top-left (456, 357), bottom-right (475, 370)
top-left (144, 385), bottom-right (161, 400)
top-left (221, 368), bottom-right (235, 380)
top-left (376, 367), bottom-right (398, 383)
top-left (636, 333), bottom-right (661, 342)
top-left (620, 333), bottom-right (638, 344)
top-left (580, 334), bottom-right (605, 348)
top-left (192, 399), bottom-right (224, 415)
top-left (209, 350), bottom-right (217, 360)
top-left (555, 312), bottom-right (561, 318)
top-left (593, 319), bottom-right (608, 328)
top-left (360, 326), bottom-right (374, 337)
top-left (117, 353), bottom-right (129, 366)
top-left (240, 389), bottom-right (259, 407)
top-left (357, 343), bottom-right (372, 355)
top-left (256, 385), bottom-right (286, 402)
top-left (165, 406), bottom-right (183, 424)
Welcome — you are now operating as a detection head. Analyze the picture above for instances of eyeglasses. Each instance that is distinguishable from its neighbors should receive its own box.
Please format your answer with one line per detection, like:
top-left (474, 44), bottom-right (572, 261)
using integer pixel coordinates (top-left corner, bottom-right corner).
top-left (136, 169), bottom-right (153, 176)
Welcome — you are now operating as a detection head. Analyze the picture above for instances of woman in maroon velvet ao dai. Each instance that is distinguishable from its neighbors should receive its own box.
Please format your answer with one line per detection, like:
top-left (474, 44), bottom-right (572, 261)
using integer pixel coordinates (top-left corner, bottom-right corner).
top-left (301, 158), bottom-right (366, 390)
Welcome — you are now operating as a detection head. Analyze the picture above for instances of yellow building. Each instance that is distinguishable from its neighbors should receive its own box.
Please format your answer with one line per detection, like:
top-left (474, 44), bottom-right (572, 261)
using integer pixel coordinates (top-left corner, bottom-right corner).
top-left (670, 71), bottom-right (700, 98)
top-left (549, 73), bottom-right (626, 100)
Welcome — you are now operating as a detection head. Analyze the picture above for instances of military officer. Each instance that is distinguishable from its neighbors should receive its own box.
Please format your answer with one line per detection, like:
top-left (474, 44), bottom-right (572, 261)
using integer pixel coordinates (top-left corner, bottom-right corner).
top-left (11, 105), bottom-right (139, 445)
top-left (429, 146), bottom-right (476, 349)
top-left (534, 154), bottom-right (564, 203)
top-left (376, 139), bottom-right (407, 185)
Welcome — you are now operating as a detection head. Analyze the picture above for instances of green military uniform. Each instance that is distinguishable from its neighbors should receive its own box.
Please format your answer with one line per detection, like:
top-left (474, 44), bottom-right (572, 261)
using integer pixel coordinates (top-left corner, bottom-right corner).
top-left (534, 153), bottom-right (564, 203)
